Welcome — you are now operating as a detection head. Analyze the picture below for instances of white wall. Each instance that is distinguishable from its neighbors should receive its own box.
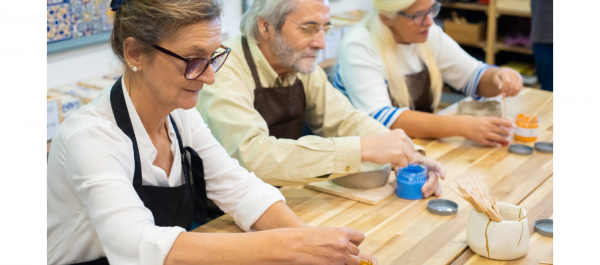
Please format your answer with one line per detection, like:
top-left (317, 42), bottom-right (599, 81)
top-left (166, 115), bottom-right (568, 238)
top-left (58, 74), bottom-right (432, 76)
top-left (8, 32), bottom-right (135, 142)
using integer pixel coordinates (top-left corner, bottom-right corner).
top-left (47, 0), bottom-right (371, 89)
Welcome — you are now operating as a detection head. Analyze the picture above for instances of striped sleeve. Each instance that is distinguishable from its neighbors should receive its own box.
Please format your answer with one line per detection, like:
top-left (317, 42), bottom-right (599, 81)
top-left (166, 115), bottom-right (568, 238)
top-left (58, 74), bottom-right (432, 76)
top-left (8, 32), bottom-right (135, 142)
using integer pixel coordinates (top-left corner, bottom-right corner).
top-left (462, 63), bottom-right (492, 100)
top-left (332, 64), bottom-right (349, 98)
top-left (371, 106), bottom-right (408, 128)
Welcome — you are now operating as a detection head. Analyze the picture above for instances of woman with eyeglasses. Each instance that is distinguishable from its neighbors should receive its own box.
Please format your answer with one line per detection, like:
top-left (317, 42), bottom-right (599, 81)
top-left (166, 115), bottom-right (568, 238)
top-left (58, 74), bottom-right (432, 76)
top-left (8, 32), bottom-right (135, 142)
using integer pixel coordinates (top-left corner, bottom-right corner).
top-left (334, 0), bottom-right (524, 147)
top-left (47, 1), bottom-right (375, 264)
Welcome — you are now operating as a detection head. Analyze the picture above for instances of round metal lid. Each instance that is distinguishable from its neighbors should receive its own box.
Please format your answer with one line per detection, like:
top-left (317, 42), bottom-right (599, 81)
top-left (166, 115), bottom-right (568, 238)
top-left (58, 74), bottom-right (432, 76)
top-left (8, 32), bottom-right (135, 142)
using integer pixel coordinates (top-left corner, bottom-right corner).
top-left (427, 199), bottom-right (458, 216)
top-left (509, 144), bottom-right (534, 156)
top-left (534, 142), bottom-right (553, 153)
top-left (534, 219), bottom-right (553, 237)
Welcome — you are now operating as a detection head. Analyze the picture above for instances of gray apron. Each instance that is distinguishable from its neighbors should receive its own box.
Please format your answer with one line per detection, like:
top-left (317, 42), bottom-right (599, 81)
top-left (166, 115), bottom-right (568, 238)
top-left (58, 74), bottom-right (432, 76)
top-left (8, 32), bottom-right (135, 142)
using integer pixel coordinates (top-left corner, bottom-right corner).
top-left (388, 67), bottom-right (434, 113)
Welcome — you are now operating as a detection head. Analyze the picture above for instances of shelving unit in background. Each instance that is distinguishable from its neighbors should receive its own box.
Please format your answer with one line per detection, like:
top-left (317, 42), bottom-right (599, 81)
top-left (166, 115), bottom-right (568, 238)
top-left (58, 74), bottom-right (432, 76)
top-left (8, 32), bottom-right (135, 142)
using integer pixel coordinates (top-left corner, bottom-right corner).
top-left (441, 0), bottom-right (532, 65)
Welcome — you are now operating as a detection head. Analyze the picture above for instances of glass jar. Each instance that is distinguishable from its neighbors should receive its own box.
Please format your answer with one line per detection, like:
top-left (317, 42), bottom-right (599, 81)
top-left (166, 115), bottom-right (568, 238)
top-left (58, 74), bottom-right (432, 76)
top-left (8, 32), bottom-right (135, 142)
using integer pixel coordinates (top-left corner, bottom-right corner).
top-left (396, 164), bottom-right (427, 200)
top-left (513, 114), bottom-right (539, 142)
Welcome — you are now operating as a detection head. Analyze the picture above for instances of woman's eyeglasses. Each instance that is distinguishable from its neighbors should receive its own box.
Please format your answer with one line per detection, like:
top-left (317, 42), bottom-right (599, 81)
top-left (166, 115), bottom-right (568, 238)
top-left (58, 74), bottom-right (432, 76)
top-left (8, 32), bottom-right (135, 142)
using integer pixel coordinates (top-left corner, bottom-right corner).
top-left (153, 44), bottom-right (231, 80)
top-left (287, 19), bottom-right (335, 37)
top-left (397, 2), bottom-right (441, 26)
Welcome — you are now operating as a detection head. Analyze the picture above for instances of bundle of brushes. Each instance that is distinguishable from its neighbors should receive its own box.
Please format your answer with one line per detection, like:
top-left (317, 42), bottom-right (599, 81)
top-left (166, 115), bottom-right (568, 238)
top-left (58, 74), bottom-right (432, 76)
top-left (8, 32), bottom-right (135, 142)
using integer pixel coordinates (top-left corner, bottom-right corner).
top-left (450, 178), bottom-right (503, 222)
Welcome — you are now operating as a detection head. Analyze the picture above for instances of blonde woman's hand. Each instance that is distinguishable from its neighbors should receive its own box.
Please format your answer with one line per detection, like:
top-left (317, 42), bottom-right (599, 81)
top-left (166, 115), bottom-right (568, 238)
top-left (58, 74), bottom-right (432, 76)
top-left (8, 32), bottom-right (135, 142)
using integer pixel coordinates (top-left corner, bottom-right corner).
top-left (413, 153), bottom-right (446, 197)
top-left (493, 67), bottom-right (523, 97)
top-left (460, 116), bottom-right (513, 147)
top-left (360, 129), bottom-right (416, 168)
top-left (281, 227), bottom-right (367, 265)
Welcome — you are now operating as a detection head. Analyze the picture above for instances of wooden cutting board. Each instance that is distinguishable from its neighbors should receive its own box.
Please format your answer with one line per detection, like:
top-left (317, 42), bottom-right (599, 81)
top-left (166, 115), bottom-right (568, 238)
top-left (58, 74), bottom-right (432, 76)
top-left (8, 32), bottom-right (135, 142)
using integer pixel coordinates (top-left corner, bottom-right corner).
top-left (304, 172), bottom-right (397, 205)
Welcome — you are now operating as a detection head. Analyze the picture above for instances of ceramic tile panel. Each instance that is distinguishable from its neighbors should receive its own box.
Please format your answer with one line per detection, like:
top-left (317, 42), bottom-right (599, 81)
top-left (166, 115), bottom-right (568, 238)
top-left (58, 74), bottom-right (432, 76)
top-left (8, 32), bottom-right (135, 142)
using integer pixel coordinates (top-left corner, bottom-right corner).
top-left (70, 0), bottom-right (107, 39)
top-left (47, 2), bottom-right (73, 43)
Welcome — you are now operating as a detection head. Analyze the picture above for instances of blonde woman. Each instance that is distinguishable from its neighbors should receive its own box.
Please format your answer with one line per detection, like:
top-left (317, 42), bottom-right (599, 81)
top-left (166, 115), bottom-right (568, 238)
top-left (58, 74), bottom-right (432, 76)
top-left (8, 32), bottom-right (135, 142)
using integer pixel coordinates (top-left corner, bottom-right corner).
top-left (334, 0), bottom-right (523, 147)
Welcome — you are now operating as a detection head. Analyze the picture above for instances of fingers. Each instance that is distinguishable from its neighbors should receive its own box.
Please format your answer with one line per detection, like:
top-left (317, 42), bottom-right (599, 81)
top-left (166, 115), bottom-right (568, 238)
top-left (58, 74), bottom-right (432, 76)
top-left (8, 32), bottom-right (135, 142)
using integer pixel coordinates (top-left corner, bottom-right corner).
top-left (358, 253), bottom-right (379, 265)
top-left (347, 243), bottom-right (360, 256)
top-left (422, 171), bottom-right (439, 198)
top-left (489, 117), bottom-right (513, 128)
top-left (485, 131), bottom-right (509, 143)
top-left (346, 254), bottom-right (362, 265)
top-left (346, 228), bottom-right (366, 246)
top-left (479, 138), bottom-right (502, 147)
top-left (499, 71), bottom-right (523, 97)
top-left (435, 184), bottom-right (442, 197)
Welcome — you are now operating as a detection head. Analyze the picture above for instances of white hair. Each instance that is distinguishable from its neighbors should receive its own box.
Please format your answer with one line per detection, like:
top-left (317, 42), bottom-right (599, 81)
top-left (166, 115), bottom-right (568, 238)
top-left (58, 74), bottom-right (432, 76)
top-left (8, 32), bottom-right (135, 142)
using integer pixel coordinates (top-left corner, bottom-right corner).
top-left (240, 0), bottom-right (298, 42)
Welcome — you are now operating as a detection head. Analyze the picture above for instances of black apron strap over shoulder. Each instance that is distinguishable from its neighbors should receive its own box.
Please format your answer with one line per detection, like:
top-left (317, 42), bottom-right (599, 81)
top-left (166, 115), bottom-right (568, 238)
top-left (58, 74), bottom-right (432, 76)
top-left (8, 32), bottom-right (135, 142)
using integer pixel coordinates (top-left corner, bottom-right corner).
top-left (169, 116), bottom-right (208, 225)
top-left (110, 77), bottom-right (144, 188)
top-left (242, 36), bottom-right (263, 89)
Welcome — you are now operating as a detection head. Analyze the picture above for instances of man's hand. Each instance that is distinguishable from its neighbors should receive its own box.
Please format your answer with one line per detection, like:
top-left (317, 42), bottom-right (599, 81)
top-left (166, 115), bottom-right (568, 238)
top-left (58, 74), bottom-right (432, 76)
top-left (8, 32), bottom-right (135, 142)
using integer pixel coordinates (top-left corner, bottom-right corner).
top-left (360, 129), bottom-right (416, 168)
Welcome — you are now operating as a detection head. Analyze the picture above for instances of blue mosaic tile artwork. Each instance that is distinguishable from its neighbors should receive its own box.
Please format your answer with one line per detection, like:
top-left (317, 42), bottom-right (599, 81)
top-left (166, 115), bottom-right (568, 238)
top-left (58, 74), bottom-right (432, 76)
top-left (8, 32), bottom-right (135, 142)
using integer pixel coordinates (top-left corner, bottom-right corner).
top-left (70, 0), bottom-right (108, 39)
top-left (47, 2), bottom-right (73, 43)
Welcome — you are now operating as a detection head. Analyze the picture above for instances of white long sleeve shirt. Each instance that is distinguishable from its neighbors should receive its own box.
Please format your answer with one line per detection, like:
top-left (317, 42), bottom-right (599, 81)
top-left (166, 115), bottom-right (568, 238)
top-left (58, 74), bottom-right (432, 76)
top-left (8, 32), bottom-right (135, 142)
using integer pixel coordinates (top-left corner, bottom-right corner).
top-left (334, 24), bottom-right (490, 128)
top-left (47, 77), bottom-right (285, 265)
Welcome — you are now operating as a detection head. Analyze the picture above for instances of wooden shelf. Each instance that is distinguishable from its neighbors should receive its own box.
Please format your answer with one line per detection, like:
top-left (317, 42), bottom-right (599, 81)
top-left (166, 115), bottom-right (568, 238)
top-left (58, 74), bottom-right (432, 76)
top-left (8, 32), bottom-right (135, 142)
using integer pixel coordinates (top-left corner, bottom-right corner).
top-left (318, 58), bottom-right (335, 69)
top-left (456, 40), bottom-right (532, 55)
top-left (456, 40), bottom-right (486, 49)
top-left (441, 2), bottom-right (489, 12)
top-left (495, 42), bottom-right (533, 54)
top-left (497, 8), bottom-right (531, 17)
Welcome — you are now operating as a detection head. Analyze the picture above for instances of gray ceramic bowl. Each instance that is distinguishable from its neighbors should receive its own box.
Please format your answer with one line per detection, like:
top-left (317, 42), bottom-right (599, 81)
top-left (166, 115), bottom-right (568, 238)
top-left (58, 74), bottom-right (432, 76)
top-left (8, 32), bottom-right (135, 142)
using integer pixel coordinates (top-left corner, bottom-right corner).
top-left (332, 163), bottom-right (391, 189)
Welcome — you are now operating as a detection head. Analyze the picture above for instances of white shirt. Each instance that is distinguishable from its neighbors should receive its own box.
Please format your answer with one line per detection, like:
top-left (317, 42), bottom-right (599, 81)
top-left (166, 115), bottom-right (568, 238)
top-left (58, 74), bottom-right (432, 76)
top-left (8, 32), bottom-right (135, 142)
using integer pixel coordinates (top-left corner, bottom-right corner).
top-left (47, 77), bottom-right (285, 265)
top-left (333, 24), bottom-right (490, 127)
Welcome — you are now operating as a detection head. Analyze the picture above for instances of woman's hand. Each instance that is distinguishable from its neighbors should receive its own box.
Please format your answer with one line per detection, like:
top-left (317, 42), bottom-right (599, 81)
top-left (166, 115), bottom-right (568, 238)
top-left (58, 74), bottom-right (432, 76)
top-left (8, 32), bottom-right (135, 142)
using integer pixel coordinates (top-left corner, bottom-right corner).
top-left (283, 227), bottom-right (369, 265)
top-left (413, 153), bottom-right (446, 197)
top-left (360, 129), bottom-right (416, 168)
top-left (493, 67), bottom-right (523, 97)
top-left (459, 116), bottom-right (513, 147)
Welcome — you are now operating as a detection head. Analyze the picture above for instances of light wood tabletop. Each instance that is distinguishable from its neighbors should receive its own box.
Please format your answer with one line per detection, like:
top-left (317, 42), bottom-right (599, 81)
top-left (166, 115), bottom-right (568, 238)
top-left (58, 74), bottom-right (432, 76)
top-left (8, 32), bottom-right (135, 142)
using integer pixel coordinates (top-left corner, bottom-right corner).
top-left (193, 88), bottom-right (553, 265)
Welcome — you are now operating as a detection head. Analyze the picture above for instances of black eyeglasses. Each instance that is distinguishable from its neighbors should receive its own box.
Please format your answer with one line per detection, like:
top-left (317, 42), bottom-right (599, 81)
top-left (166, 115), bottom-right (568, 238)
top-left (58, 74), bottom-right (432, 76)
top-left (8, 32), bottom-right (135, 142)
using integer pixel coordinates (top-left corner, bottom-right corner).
top-left (152, 44), bottom-right (231, 80)
top-left (397, 2), bottom-right (441, 26)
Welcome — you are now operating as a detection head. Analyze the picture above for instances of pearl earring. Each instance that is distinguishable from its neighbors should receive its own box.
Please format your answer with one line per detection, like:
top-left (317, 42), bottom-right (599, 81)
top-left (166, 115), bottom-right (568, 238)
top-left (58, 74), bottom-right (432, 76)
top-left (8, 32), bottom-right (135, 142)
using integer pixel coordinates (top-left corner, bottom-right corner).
top-left (132, 66), bottom-right (138, 72)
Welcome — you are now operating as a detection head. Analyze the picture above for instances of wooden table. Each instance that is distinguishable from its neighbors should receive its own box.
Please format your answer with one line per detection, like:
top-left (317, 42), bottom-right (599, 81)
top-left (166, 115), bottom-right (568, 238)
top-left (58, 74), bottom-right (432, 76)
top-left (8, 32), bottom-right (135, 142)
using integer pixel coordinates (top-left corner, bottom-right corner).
top-left (194, 88), bottom-right (553, 264)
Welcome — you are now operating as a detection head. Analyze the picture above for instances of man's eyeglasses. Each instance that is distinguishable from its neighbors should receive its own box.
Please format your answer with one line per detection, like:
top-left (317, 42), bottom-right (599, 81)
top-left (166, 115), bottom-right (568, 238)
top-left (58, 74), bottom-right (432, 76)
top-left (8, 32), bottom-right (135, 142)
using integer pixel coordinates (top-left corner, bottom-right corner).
top-left (397, 2), bottom-right (441, 26)
top-left (152, 44), bottom-right (231, 80)
top-left (287, 19), bottom-right (335, 37)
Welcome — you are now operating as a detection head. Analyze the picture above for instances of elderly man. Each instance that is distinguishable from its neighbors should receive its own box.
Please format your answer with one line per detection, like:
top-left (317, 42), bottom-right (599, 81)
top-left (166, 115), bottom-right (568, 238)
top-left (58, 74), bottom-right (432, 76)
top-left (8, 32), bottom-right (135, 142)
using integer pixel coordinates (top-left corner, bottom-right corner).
top-left (197, 0), bottom-right (445, 195)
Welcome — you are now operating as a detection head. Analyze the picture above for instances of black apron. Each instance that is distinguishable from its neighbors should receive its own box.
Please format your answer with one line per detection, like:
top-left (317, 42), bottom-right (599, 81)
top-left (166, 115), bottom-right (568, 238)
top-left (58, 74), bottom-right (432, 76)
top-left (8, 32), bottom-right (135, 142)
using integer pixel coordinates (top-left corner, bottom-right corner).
top-left (388, 66), bottom-right (434, 113)
top-left (71, 78), bottom-right (209, 265)
top-left (242, 36), bottom-right (307, 140)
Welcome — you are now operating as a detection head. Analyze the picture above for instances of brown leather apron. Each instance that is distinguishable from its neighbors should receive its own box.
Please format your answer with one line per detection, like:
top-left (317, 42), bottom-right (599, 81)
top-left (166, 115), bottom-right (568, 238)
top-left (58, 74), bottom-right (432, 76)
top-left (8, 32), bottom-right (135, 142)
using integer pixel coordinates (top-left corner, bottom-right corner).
top-left (242, 37), bottom-right (306, 140)
top-left (388, 66), bottom-right (434, 113)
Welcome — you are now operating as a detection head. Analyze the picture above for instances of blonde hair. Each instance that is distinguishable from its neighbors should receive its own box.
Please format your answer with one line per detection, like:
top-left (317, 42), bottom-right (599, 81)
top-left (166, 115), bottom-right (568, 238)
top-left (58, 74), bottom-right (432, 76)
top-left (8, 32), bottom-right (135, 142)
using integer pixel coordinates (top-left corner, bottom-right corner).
top-left (364, 0), bottom-right (443, 109)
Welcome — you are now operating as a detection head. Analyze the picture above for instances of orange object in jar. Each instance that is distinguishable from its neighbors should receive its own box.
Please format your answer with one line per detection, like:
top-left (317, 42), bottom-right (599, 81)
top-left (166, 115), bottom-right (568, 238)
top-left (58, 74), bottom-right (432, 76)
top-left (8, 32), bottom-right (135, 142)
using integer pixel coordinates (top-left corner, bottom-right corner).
top-left (513, 114), bottom-right (538, 142)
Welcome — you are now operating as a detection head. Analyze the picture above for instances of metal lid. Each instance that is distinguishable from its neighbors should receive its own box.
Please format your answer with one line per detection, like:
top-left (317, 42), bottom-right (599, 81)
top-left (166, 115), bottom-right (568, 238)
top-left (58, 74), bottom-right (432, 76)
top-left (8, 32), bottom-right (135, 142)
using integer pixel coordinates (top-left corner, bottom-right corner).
top-left (427, 199), bottom-right (458, 216)
top-left (534, 142), bottom-right (553, 153)
top-left (509, 144), bottom-right (534, 156)
top-left (534, 219), bottom-right (553, 237)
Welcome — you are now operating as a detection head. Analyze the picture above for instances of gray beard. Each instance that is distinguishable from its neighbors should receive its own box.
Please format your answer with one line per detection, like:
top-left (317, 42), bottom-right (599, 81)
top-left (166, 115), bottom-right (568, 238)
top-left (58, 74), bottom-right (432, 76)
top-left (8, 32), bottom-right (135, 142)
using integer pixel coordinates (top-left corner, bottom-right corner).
top-left (270, 33), bottom-right (319, 75)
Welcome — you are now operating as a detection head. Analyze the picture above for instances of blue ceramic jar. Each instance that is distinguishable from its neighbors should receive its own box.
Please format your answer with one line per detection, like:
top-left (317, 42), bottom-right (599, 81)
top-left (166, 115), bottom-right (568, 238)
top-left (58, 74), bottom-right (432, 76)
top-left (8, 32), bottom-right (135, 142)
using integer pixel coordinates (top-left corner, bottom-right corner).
top-left (396, 164), bottom-right (428, 200)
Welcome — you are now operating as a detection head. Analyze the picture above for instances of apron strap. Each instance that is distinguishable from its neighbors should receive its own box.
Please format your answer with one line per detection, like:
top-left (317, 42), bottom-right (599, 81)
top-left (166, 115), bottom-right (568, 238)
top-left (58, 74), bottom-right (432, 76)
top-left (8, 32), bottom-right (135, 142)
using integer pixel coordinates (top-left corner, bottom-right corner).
top-left (110, 77), bottom-right (143, 187)
top-left (169, 116), bottom-right (208, 225)
top-left (242, 36), bottom-right (263, 89)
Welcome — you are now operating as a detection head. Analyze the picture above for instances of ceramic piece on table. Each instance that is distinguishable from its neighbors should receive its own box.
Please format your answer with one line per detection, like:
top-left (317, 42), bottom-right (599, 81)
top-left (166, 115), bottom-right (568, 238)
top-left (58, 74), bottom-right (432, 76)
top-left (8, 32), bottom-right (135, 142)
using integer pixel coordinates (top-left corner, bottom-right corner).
top-left (534, 219), bottom-right (553, 237)
top-left (457, 97), bottom-right (503, 118)
top-left (467, 202), bottom-right (530, 260)
top-left (48, 2), bottom-right (73, 43)
top-left (332, 163), bottom-right (391, 190)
